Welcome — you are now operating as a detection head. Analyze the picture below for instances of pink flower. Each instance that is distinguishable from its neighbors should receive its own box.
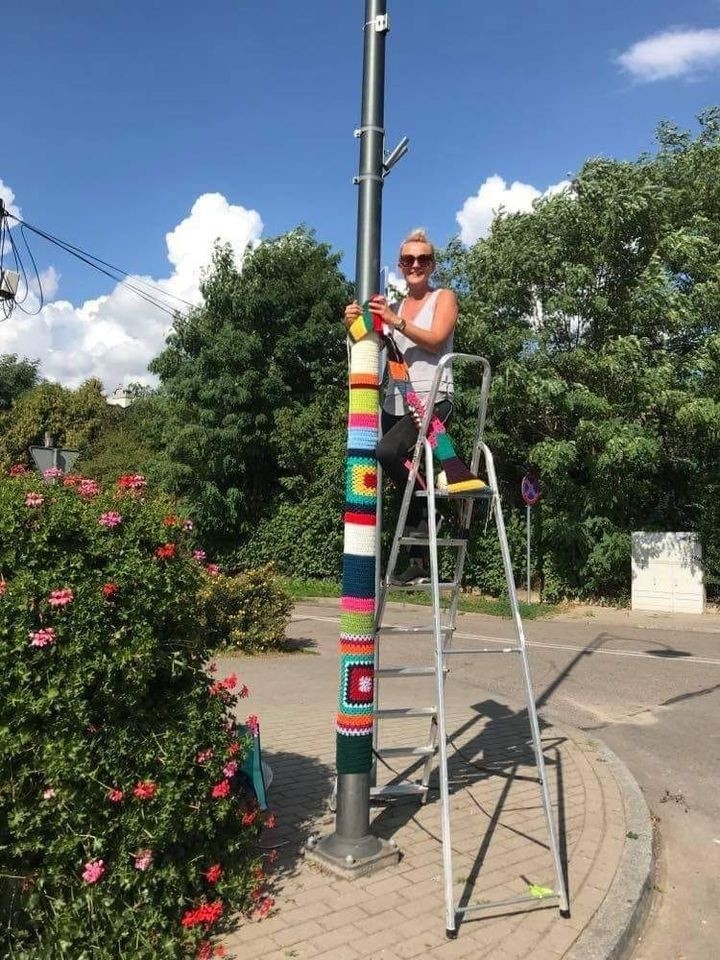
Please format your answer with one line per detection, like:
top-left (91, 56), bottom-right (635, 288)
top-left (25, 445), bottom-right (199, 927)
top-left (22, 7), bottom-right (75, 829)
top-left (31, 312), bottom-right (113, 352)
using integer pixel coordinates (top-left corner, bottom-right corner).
top-left (29, 627), bottom-right (56, 648)
top-left (222, 760), bottom-right (238, 779)
top-left (264, 811), bottom-right (277, 829)
top-left (82, 859), bottom-right (105, 884)
top-left (107, 787), bottom-right (124, 803)
top-left (9, 463), bottom-right (27, 476)
top-left (133, 849), bottom-right (153, 871)
top-left (253, 895), bottom-right (275, 920)
top-left (183, 519), bottom-right (194, 532)
top-left (43, 466), bottom-right (64, 480)
top-left (0, 580), bottom-right (6, 597)
top-left (48, 588), bottom-right (74, 608)
top-left (133, 780), bottom-right (157, 801)
top-left (205, 564), bottom-right (220, 577)
top-left (99, 511), bottom-right (123, 528)
top-left (102, 582), bottom-right (119, 598)
top-left (78, 478), bottom-right (100, 498)
top-left (242, 810), bottom-right (257, 827)
top-left (223, 673), bottom-right (237, 690)
top-left (42, 787), bottom-right (56, 800)
top-left (193, 550), bottom-right (207, 562)
top-left (25, 492), bottom-right (44, 508)
top-left (196, 749), bottom-right (214, 764)
top-left (246, 715), bottom-right (260, 737)
top-left (211, 780), bottom-right (230, 800)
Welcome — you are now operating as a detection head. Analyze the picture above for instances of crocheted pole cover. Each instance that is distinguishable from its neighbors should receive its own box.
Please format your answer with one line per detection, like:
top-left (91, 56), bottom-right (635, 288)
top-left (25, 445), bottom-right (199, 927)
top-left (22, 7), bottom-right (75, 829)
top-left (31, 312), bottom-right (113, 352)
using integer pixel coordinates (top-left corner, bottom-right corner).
top-left (336, 303), bottom-right (380, 774)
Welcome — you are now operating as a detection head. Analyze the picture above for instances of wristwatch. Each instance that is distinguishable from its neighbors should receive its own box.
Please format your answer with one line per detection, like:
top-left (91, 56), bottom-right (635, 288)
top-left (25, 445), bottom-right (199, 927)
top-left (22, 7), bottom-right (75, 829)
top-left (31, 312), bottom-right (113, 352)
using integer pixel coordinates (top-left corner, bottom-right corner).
top-left (397, 318), bottom-right (407, 333)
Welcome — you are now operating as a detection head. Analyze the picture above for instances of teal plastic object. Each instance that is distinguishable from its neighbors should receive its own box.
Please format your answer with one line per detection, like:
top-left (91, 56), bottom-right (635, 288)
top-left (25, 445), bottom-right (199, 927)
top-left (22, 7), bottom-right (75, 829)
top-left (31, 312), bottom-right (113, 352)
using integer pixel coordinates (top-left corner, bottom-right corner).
top-left (239, 726), bottom-right (268, 810)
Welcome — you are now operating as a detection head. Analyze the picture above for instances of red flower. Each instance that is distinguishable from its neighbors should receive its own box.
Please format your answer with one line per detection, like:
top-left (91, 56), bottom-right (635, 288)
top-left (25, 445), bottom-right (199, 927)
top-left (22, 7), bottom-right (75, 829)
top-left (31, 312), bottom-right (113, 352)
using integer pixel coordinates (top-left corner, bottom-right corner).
top-left (0, 580), bottom-right (6, 597)
top-left (266, 848), bottom-right (278, 865)
top-left (242, 810), bottom-right (257, 827)
top-left (117, 473), bottom-right (146, 491)
top-left (9, 463), bottom-right (27, 476)
top-left (223, 673), bottom-right (237, 690)
top-left (107, 787), bottom-right (124, 803)
top-left (246, 715), bottom-right (260, 737)
top-left (211, 780), bottom-right (230, 800)
top-left (133, 780), bottom-right (157, 801)
top-left (180, 900), bottom-right (224, 929)
top-left (155, 542), bottom-right (177, 560)
top-left (203, 863), bottom-right (223, 884)
top-left (163, 514), bottom-right (178, 526)
top-left (227, 741), bottom-right (240, 757)
top-left (238, 684), bottom-right (249, 699)
top-left (102, 582), bottom-right (119, 598)
top-left (264, 812), bottom-right (277, 829)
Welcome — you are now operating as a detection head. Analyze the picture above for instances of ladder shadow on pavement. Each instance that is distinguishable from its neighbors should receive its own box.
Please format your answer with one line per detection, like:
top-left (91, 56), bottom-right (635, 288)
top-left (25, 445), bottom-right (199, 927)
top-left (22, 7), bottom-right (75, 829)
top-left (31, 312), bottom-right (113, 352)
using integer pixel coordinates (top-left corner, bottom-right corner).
top-left (369, 698), bottom-right (569, 927)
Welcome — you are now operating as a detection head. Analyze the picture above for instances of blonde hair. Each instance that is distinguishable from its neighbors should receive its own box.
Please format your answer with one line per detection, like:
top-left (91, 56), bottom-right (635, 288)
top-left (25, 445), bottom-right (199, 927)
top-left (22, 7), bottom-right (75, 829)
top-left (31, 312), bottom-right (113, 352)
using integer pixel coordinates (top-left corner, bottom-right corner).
top-left (398, 228), bottom-right (435, 261)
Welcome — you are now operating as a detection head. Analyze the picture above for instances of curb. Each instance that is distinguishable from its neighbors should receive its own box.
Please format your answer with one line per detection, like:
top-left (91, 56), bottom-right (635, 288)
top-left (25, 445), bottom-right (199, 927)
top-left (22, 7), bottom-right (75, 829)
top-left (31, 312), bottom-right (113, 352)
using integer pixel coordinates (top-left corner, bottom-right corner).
top-left (562, 734), bottom-right (656, 960)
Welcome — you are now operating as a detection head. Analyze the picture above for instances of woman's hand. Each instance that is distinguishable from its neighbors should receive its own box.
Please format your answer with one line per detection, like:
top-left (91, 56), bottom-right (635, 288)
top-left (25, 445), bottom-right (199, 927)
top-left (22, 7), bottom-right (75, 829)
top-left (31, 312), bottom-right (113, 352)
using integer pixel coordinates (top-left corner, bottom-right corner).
top-left (368, 295), bottom-right (400, 329)
top-left (344, 301), bottom-right (362, 329)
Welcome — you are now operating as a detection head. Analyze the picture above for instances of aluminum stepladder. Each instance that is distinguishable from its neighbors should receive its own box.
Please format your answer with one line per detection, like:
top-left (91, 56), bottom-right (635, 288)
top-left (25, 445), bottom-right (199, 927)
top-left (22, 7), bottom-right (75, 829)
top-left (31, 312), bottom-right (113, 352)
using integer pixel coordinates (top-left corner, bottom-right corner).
top-left (372, 352), bottom-right (570, 937)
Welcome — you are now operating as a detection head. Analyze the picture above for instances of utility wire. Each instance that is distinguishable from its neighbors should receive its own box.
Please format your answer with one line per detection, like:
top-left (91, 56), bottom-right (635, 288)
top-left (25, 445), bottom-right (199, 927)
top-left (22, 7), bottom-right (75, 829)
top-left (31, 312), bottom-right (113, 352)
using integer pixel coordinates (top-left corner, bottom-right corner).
top-left (2, 210), bottom-right (197, 321)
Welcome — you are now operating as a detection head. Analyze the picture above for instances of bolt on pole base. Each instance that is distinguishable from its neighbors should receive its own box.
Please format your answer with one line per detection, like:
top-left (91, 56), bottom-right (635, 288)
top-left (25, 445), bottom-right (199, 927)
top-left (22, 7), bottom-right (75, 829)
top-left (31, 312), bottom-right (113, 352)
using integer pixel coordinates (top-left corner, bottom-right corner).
top-left (305, 832), bottom-right (399, 879)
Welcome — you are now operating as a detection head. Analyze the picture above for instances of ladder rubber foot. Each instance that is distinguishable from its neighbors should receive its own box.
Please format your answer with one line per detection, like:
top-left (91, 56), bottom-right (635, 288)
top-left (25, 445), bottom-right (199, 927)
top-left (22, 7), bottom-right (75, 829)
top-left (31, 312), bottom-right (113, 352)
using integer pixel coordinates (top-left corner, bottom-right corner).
top-left (560, 908), bottom-right (571, 919)
top-left (445, 928), bottom-right (458, 940)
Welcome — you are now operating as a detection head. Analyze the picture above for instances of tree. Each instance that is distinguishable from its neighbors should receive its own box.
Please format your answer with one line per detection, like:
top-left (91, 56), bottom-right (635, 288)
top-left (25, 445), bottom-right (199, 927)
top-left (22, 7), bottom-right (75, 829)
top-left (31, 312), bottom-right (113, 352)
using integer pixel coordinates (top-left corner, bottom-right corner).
top-left (150, 229), bottom-right (352, 555)
top-left (0, 354), bottom-right (39, 410)
top-left (450, 108), bottom-right (720, 599)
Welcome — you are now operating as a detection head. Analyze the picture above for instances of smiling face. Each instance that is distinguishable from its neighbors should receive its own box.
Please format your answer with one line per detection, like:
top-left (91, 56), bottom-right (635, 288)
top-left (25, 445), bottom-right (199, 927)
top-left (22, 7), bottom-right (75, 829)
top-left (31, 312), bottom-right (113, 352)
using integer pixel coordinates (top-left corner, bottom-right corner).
top-left (398, 240), bottom-right (435, 293)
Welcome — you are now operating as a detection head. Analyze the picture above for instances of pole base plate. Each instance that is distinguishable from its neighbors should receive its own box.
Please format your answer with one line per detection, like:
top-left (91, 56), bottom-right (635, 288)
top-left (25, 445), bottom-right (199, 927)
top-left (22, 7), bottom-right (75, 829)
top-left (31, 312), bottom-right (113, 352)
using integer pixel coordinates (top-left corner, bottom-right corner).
top-left (305, 832), bottom-right (400, 879)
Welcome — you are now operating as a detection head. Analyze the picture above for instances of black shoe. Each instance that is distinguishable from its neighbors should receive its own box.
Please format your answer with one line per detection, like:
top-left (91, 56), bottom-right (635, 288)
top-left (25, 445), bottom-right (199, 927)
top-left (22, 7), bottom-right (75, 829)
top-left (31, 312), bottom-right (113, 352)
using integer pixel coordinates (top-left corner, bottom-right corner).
top-left (390, 563), bottom-right (430, 586)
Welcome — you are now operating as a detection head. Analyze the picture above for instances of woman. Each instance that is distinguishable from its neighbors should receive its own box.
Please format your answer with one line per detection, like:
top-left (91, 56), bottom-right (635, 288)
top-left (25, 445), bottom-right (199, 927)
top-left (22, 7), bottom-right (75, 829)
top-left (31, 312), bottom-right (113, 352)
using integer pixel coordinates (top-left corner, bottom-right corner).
top-left (344, 229), bottom-right (457, 584)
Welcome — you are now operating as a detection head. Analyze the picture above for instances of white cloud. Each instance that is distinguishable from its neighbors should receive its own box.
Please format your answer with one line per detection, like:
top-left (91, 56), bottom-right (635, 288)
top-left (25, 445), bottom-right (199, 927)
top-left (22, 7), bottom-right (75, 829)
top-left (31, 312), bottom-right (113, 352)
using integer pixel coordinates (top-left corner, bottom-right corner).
top-left (0, 189), bottom-right (263, 390)
top-left (456, 175), bottom-right (571, 246)
top-left (617, 27), bottom-right (720, 82)
top-left (0, 179), bottom-right (21, 219)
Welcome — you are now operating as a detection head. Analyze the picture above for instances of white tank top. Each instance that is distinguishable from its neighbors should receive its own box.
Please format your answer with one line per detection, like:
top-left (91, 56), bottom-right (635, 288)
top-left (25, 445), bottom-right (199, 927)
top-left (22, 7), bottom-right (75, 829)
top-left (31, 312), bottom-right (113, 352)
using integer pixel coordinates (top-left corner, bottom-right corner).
top-left (382, 289), bottom-right (455, 416)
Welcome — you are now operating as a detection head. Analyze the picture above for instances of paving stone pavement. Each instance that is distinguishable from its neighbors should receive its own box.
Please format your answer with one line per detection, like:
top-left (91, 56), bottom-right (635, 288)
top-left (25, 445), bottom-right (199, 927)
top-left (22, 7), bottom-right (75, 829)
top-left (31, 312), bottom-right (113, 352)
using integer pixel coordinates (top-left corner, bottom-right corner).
top-left (222, 602), bottom-right (649, 960)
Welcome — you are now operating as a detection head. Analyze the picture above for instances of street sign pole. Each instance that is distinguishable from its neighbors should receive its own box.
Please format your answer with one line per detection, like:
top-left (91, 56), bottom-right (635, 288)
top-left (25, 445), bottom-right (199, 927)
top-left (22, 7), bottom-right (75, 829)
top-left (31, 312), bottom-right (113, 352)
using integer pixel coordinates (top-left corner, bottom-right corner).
top-left (526, 503), bottom-right (531, 604)
top-left (521, 473), bottom-right (541, 605)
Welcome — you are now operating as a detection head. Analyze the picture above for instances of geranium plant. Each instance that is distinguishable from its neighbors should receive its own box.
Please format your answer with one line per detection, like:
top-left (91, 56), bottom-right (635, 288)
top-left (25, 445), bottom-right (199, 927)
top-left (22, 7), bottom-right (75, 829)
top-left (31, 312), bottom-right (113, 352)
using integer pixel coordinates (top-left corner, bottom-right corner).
top-left (0, 471), bottom-right (275, 958)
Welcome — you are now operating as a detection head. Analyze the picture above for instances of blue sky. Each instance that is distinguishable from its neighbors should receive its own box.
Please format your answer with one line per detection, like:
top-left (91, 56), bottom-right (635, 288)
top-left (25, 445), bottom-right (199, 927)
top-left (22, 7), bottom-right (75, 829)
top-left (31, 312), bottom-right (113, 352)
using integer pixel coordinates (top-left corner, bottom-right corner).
top-left (1, 0), bottom-right (720, 387)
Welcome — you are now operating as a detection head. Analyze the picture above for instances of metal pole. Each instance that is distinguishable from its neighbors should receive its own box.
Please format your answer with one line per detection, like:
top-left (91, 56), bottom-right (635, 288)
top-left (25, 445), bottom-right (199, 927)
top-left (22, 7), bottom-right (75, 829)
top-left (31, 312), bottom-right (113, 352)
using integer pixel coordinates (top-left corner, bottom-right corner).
top-left (526, 504), bottom-right (531, 604)
top-left (307, 0), bottom-right (398, 876)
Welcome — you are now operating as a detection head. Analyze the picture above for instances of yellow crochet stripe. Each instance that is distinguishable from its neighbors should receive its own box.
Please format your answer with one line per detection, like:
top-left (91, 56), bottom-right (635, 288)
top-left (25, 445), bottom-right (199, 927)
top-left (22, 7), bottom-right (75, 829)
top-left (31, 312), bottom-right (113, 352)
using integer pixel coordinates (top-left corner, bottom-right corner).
top-left (350, 388), bottom-right (379, 415)
top-left (447, 479), bottom-right (488, 493)
top-left (349, 316), bottom-right (371, 342)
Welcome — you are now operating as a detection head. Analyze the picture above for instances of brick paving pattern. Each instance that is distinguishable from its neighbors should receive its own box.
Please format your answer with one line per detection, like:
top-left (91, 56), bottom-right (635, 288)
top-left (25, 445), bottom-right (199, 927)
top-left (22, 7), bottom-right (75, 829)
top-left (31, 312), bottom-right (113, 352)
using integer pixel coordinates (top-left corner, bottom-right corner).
top-left (222, 602), bottom-right (630, 960)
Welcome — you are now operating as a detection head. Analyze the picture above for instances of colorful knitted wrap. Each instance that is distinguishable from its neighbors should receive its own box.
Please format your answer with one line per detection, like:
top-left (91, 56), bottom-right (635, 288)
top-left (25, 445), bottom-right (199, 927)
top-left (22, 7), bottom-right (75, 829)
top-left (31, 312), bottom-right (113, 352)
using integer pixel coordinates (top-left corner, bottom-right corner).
top-left (336, 303), bottom-right (382, 774)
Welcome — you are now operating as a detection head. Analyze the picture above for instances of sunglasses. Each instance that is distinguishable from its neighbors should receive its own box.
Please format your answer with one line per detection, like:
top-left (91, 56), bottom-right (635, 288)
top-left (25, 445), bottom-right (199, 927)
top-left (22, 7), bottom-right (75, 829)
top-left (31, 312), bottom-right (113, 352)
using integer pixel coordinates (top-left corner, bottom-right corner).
top-left (398, 254), bottom-right (434, 270)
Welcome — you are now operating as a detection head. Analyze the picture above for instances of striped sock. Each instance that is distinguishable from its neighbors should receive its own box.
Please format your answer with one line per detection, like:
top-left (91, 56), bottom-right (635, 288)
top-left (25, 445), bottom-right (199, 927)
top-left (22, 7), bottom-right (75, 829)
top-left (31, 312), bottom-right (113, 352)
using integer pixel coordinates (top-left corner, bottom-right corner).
top-left (406, 391), bottom-right (486, 495)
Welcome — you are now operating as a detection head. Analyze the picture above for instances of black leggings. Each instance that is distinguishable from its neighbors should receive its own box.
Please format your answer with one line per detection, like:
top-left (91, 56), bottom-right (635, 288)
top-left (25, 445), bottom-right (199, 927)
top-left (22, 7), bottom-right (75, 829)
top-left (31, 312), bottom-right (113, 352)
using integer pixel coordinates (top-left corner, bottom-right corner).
top-left (376, 398), bottom-right (453, 528)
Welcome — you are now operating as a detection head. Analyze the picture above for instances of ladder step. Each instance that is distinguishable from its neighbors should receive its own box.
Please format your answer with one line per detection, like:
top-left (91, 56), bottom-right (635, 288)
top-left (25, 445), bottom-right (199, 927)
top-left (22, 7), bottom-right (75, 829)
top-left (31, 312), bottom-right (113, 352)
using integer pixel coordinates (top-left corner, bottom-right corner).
top-left (377, 625), bottom-right (453, 636)
top-left (389, 581), bottom-right (458, 592)
top-left (415, 488), bottom-right (494, 500)
top-left (376, 666), bottom-right (439, 678)
top-left (374, 707), bottom-right (436, 718)
top-left (443, 647), bottom-right (519, 655)
top-left (371, 783), bottom-right (428, 799)
top-left (376, 746), bottom-right (435, 758)
top-left (398, 537), bottom-right (467, 547)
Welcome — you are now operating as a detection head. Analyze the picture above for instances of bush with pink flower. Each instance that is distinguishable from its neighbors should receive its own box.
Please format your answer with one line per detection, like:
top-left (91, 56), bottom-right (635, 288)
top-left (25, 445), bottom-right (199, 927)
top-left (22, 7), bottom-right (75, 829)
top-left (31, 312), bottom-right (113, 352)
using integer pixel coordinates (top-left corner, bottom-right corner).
top-left (0, 470), bottom-right (282, 958)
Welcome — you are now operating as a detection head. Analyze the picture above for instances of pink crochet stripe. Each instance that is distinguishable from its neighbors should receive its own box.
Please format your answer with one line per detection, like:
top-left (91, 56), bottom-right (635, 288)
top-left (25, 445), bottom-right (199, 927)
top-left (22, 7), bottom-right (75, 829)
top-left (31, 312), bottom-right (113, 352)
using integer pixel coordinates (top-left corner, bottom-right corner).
top-left (348, 413), bottom-right (378, 429)
top-left (341, 596), bottom-right (375, 614)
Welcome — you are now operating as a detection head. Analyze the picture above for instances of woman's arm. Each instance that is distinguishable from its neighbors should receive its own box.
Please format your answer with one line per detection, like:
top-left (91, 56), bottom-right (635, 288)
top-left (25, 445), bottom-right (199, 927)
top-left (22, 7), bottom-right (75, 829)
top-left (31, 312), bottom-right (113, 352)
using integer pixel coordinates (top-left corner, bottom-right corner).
top-left (369, 289), bottom-right (458, 352)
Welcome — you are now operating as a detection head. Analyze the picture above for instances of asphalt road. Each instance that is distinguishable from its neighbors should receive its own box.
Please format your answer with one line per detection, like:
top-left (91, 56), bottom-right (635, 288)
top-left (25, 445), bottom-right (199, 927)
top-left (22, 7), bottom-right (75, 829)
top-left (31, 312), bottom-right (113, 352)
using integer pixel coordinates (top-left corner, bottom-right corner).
top-left (453, 613), bottom-right (719, 960)
top-left (294, 601), bottom-right (720, 960)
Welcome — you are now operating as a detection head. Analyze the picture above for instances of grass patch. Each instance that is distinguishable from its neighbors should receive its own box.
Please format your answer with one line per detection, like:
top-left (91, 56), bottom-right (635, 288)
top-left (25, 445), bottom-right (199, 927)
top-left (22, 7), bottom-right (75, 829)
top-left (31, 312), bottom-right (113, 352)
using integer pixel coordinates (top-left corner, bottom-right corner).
top-left (283, 578), bottom-right (556, 620)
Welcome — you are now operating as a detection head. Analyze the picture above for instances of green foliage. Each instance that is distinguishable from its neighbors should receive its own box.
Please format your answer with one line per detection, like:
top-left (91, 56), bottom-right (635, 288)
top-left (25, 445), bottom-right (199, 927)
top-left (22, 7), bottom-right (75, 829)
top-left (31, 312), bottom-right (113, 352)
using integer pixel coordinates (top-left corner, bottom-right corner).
top-left (150, 229), bottom-right (352, 555)
top-left (79, 392), bottom-right (169, 486)
top-left (0, 472), bottom-right (273, 958)
top-left (198, 565), bottom-right (293, 654)
top-left (0, 379), bottom-right (112, 471)
top-left (0, 355), bottom-right (39, 410)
